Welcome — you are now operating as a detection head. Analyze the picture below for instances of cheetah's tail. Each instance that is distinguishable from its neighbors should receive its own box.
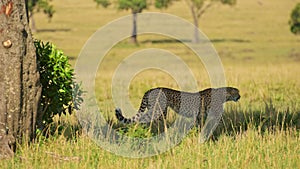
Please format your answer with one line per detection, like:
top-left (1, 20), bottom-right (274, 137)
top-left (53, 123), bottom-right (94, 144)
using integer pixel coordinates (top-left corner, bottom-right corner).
top-left (115, 108), bottom-right (133, 124)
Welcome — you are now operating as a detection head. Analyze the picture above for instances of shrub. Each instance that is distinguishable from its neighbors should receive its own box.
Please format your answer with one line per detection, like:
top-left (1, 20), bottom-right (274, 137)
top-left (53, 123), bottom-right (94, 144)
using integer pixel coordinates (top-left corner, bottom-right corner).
top-left (35, 40), bottom-right (83, 129)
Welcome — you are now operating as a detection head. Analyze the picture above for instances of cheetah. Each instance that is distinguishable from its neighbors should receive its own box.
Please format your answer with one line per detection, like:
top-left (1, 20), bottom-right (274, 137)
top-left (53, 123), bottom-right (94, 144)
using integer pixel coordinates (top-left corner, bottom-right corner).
top-left (115, 87), bottom-right (240, 142)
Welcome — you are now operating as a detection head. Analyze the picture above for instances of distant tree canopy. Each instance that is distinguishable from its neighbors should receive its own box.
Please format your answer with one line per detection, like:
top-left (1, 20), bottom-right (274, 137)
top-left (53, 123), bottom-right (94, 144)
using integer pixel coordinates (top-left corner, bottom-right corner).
top-left (118, 0), bottom-right (147, 13)
top-left (27, 0), bottom-right (55, 31)
top-left (94, 0), bottom-right (111, 8)
top-left (155, 0), bottom-right (173, 9)
top-left (289, 3), bottom-right (300, 35)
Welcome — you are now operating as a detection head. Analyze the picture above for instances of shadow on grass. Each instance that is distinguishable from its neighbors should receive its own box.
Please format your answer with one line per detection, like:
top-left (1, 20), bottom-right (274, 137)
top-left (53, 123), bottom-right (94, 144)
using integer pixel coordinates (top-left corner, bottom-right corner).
top-left (36, 28), bottom-right (72, 33)
top-left (140, 39), bottom-right (191, 44)
top-left (140, 38), bottom-right (250, 44)
top-left (36, 113), bottom-right (82, 142)
top-left (213, 100), bottom-right (300, 140)
top-left (210, 38), bottom-right (251, 43)
top-left (67, 56), bottom-right (77, 60)
top-left (108, 99), bottom-right (300, 142)
top-left (40, 99), bottom-right (299, 145)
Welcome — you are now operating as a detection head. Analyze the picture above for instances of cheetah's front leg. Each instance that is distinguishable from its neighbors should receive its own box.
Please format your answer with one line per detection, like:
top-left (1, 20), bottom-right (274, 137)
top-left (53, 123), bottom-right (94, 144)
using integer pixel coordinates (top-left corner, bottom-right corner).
top-left (199, 104), bottom-right (223, 143)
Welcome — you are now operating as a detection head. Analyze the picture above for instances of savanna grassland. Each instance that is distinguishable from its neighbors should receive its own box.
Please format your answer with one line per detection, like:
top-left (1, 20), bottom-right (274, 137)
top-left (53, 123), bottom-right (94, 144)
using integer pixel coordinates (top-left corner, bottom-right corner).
top-left (1, 0), bottom-right (300, 168)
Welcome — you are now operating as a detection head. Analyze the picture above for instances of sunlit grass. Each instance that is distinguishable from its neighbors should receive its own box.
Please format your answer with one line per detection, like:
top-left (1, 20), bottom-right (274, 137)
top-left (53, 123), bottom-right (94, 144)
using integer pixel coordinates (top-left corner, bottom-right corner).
top-left (1, 126), bottom-right (299, 169)
top-left (2, 0), bottom-right (300, 168)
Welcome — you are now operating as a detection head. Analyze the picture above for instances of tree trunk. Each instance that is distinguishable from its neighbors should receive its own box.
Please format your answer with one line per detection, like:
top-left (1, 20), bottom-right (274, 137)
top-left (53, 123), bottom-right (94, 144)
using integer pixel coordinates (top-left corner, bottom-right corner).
top-left (131, 11), bottom-right (138, 44)
top-left (0, 0), bottom-right (41, 159)
top-left (191, 6), bottom-right (200, 43)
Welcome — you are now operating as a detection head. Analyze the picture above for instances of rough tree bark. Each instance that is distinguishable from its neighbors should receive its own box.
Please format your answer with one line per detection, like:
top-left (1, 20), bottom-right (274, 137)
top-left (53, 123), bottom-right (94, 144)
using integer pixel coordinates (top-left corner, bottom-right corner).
top-left (0, 0), bottom-right (41, 159)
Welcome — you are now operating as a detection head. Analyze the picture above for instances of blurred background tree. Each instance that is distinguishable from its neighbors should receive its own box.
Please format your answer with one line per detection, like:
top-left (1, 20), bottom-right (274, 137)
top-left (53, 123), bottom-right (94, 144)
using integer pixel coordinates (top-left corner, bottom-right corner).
top-left (95, 0), bottom-right (174, 44)
top-left (289, 3), bottom-right (300, 35)
top-left (26, 0), bottom-right (55, 32)
top-left (185, 0), bottom-right (236, 43)
top-left (95, 0), bottom-right (236, 43)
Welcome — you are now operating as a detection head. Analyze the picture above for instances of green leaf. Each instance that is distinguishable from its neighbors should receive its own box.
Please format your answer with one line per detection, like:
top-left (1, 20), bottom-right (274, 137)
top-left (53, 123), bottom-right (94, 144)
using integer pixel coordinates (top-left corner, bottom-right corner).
top-left (59, 89), bottom-right (65, 93)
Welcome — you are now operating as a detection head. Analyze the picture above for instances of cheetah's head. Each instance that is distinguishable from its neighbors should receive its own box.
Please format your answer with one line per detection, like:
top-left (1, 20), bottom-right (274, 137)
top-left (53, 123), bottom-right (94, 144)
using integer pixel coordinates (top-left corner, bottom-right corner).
top-left (225, 87), bottom-right (240, 102)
